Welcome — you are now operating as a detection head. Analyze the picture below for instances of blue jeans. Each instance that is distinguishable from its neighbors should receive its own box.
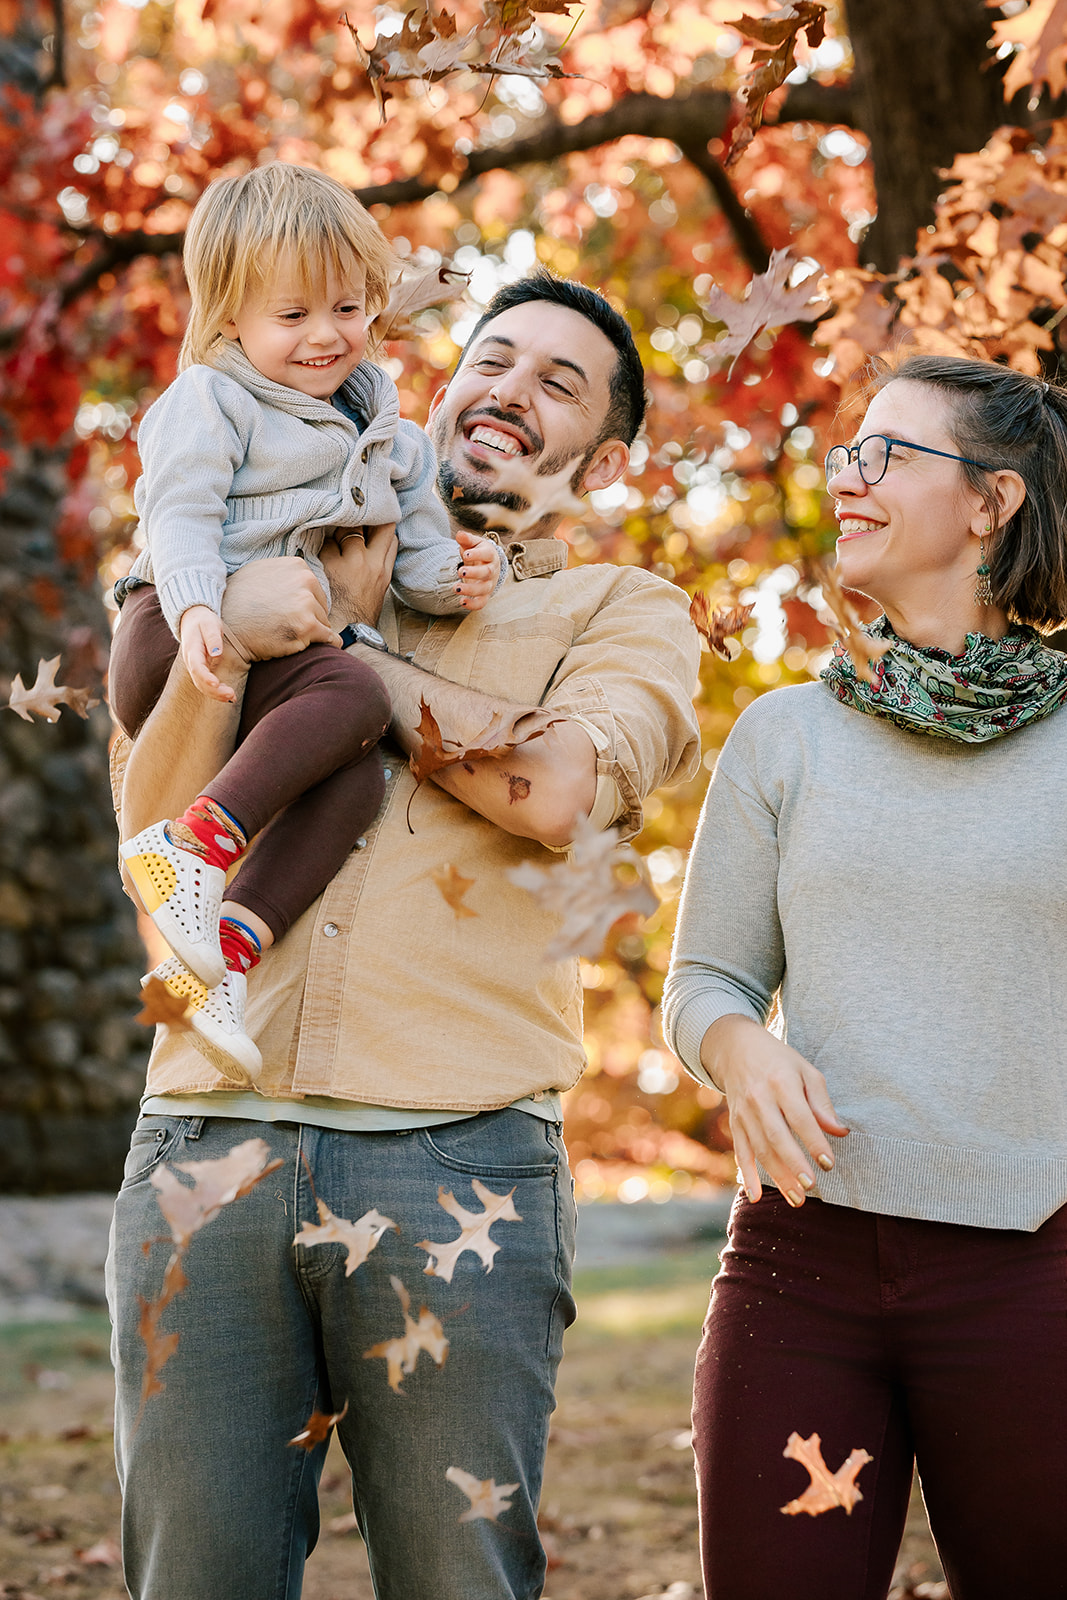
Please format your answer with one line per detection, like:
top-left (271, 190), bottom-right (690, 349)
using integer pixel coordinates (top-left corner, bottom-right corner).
top-left (105, 1110), bottom-right (576, 1600)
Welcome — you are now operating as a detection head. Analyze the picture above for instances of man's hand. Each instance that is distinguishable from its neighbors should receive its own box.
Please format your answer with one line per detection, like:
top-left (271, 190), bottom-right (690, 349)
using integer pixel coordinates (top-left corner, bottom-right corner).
top-left (454, 529), bottom-right (502, 611)
top-left (702, 1015), bottom-right (849, 1207)
top-left (321, 523), bottom-right (398, 627)
top-left (179, 605), bottom-right (235, 703)
top-left (221, 558), bottom-right (341, 660)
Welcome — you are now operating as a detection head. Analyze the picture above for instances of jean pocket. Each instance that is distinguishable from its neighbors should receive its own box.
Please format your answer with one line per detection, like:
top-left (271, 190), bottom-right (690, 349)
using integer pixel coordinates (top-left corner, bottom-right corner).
top-left (118, 1117), bottom-right (187, 1190)
top-left (420, 1109), bottom-right (561, 1179)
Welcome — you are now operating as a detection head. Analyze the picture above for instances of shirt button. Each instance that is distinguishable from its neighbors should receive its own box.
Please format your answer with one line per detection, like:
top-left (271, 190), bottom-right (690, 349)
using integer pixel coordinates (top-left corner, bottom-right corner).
top-left (354, 837), bottom-right (368, 850)
top-left (383, 768), bottom-right (393, 780)
top-left (351, 486), bottom-right (365, 506)
top-left (322, 923), bottom-right (339, 938)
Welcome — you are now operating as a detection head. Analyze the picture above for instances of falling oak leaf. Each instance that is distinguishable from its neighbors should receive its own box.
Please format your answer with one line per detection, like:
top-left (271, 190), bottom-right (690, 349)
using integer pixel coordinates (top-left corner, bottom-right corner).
top-left (134, 975), bottom-right (194, 1033)
top-left (75, 1537), bottom-right (121, 1567)
top-left (374, 264), bottom-right (470, 343)
top-left (363, 1275), bottom-right (450, 1392)
top-left (723, 2), bottom-right (827, 166)
top-left (6, 655), bottom-right (98, 723)
top-left (417, 1178), bottom-right (522, 1283)
top-left (689, 593), bottom-right (755, 661)
top-left (813, 558), bottom-right (888, 685)
top-left (507, 813), bottom-right (659, 963)
top-left (288, 1399), bottom-right (349, 1451)
top-left (703, 249), bottom-right (829, 376)
top-left (407, 698), bottom-right (562, 829)
top-left (780, 1431), bottom-right (872, 1516)
top-left (293, 1200), bottom-right (396, 1276)
top-left (431, 863), bottom-right (478, 918)
top-left (445, 1465), bottom-right (520, 1523)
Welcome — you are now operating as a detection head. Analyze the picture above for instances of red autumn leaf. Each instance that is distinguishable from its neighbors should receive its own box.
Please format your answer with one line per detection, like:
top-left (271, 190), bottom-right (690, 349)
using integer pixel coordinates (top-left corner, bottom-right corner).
top-left (689, 592), bottom-right (755, 660)
top-left (288, 1399), bottom-right (349, 1451)
top-left (780, 1430), bottom-right (872, 1516)
top-left (431, 863), bottom-right (479, 918)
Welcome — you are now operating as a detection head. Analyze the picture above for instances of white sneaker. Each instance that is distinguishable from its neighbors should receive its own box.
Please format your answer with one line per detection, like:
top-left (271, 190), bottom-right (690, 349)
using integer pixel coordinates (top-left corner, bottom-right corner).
top-left (122, 820), bottom-right (226, 988)
top-left (145, 958), bottom-right (262, 1086)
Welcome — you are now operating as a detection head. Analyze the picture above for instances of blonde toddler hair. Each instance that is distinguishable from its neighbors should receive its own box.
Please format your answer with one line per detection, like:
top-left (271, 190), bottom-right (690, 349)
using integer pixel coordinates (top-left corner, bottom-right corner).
top-left (178, 162), bottom-right (396, 369)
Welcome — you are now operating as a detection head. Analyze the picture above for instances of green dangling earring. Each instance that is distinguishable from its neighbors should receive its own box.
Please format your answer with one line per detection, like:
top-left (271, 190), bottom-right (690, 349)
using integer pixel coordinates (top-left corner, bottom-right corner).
top-left (974, 524), bottom-right (993, 606)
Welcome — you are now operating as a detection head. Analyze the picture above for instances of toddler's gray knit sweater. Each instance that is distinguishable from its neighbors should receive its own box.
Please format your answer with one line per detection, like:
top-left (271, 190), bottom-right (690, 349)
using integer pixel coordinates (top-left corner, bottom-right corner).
top-left (663, 682), bottom-right (1067, 1231)
top-left (128, 342), bottom-right (467, 635)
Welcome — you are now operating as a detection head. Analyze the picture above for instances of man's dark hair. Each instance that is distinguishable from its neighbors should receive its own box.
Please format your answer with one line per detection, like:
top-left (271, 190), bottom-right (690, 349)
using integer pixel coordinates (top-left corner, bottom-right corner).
top-left (456, 271), bottom-right (646, 446)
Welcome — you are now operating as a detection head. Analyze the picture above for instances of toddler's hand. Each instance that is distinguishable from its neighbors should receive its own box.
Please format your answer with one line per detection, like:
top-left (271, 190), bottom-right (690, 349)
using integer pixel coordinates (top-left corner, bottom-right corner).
top-left (455, 529), bottom-right (503, 611)
top-left (179, 605), bottom-right (236, 702)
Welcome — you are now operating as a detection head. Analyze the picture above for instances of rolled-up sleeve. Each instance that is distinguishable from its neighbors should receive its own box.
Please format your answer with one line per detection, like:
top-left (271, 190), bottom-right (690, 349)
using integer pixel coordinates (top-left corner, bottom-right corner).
top-left (542, 569), bottom-right (700, 839)
top-left (662, 743), bottom-right (785, 1087)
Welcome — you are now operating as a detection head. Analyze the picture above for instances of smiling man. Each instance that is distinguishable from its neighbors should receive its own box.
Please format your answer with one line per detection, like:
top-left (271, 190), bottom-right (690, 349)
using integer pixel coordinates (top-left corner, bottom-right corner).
top-left (107, 271), bottom-right (700, 1600)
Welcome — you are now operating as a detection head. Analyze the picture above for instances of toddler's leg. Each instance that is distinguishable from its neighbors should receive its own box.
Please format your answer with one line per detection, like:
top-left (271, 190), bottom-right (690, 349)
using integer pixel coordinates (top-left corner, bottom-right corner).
top-left (107, 585), bottom-right (179, 737)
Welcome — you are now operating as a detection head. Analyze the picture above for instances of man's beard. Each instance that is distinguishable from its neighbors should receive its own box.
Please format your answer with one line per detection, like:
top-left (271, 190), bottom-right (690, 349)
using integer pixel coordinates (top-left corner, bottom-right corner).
top-left (434, 406), bottom-right (599, 535)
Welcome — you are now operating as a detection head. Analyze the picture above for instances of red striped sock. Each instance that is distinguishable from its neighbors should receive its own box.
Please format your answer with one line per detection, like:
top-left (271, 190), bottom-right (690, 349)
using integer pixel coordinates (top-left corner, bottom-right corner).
top-left (219, 917), bottom-right (261, 975)
top-left (168, 795), bottom-right (247, 871)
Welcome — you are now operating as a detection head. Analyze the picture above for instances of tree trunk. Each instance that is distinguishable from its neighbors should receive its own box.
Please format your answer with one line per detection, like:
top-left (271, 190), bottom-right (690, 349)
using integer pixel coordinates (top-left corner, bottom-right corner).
top-left (0, 440), bottom-right (147, 1192)
top-left (845, 0), bottom-right (1010, 272)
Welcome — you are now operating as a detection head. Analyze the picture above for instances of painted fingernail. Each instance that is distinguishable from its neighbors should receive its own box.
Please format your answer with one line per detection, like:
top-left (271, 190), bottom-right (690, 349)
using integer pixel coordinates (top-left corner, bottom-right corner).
top-left (817, 1154), bottom-right (834, 1171)
top-left (798, 1171), bottom-right (814, 1190)
top-left (786, 1189), bottom-right (803, 1207)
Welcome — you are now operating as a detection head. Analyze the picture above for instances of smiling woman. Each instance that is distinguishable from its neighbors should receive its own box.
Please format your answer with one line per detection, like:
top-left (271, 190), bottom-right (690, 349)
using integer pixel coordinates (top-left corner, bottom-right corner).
top-left (662, 352), bottom-right (1067, 1600)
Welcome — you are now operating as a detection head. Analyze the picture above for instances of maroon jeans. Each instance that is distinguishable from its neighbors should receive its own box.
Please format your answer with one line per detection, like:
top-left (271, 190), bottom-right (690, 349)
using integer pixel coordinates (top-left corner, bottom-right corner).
top-left (693, 1190), bottom-right (1067, 1600)
top-left (109, 584), bottom-right (390, 941)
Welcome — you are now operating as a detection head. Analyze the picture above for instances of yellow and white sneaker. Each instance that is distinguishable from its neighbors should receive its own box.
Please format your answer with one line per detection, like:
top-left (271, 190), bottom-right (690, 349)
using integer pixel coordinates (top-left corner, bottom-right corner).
top-left (121, 820), bottom-right (226, 988)
top-left (144, 957), bottom-right (262, 1086)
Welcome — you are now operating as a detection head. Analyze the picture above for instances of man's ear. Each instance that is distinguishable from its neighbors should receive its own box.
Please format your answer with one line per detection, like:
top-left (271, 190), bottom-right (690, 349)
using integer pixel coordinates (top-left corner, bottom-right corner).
top-left (580, 440), bottom-right (630, 493)
top-left (427, 385), bottom-right (448, 424)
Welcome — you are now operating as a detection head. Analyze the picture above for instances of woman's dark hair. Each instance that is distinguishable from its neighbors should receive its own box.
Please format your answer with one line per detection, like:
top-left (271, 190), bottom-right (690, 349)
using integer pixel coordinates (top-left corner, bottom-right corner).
top-left (872, 353), bottom-right (1067, 632)
top-left (456, 270), bottom-right (646, 445)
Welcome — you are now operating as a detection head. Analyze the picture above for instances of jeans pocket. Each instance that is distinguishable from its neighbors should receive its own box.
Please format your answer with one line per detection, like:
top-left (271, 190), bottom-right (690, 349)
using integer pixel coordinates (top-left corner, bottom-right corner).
top-left (118, 1117), bottom-right (186, 1190)
top-left (420, 1109), bottom-right (561, 1179)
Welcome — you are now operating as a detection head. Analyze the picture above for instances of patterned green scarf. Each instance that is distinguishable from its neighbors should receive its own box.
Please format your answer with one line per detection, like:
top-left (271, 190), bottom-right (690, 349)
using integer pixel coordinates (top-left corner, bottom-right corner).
top-left (821, 614), bottom-right (1067, 742)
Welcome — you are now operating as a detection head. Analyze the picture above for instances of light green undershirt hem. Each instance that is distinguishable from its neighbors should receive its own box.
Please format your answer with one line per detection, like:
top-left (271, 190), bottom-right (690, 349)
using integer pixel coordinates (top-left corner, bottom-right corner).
top-left (140, 1090), bottom-right (563, 1132)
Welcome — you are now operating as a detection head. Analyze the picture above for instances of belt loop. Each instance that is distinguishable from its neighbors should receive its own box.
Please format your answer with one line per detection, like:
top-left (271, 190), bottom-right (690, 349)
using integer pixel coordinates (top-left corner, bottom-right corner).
top-left (184, 1116), bottom-right (205, 1141)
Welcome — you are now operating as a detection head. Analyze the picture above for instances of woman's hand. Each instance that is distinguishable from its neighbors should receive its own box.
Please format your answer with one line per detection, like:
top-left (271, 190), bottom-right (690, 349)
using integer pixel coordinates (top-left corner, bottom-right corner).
top-left (702, 1015), bottom-right (849, 1206)
top-left (321, 523), bottom-right (398, 627)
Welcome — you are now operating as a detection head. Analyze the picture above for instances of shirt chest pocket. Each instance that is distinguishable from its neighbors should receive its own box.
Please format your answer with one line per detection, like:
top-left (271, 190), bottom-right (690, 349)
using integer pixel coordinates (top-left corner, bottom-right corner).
top-left (461, 613), bottom-right (576, 703)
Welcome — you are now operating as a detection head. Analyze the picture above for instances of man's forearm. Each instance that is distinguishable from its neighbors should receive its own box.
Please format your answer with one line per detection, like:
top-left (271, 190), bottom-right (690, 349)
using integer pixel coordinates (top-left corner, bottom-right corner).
top-left (346, 643), bottom-right (597, 847)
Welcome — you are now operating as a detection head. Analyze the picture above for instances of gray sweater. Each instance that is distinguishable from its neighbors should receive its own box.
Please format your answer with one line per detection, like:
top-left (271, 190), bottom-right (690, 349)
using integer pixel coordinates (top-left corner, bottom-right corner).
top-left (662, 682), bottom-right (1067, 1231)
top-left (128, 342), bottom-right (470, 635)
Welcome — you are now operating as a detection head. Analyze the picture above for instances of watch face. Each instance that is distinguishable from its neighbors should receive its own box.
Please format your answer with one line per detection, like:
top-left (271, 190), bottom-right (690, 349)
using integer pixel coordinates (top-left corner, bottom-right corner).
top-left (357, 624), bottom-right (386, 649)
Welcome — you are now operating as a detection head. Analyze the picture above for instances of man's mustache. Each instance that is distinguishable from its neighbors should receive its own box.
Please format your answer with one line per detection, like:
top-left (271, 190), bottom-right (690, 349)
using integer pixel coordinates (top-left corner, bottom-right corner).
top-left (456, 405), bottom-right (543, 458)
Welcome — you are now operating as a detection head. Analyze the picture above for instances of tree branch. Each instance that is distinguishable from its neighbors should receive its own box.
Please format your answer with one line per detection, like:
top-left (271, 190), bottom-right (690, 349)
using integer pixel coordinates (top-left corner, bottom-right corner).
top-left (674, 138), bottom-right (771, 273)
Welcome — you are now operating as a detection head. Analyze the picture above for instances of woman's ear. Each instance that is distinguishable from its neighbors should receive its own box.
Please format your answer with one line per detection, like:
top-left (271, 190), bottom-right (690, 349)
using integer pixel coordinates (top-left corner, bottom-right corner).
top-left (990, 468), bottom-right (1026, 528)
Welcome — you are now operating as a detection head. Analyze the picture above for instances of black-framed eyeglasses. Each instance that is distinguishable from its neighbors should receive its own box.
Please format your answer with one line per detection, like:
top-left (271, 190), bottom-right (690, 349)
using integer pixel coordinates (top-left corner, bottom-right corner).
top-left (824, 434), bottom-right (995, 489)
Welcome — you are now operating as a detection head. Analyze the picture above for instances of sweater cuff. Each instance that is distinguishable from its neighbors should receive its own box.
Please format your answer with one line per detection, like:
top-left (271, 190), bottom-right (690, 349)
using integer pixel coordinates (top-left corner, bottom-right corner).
top-left (668, 992), bottom-right (764, 1088)
top-left (157, 572), bottom-right (226, 636)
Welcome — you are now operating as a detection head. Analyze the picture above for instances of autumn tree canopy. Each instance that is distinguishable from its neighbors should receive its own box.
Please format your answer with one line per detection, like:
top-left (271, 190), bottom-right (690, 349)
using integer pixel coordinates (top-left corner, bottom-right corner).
top-left (3, 0), bottom-right (1067, 1192)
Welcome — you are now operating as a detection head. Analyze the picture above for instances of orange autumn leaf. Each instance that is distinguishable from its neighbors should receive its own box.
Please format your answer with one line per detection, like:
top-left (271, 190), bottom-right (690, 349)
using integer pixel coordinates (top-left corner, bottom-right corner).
top-left (507, 813), bottom-right (659, 963)
top-left (689, 592), bottom-right (755, 660)
top-left (445, 1465), bottom-right (519, 1523)
top-left (288, 1399), bottom-right (349, 1451)
top-left (5, 655), bottom-right (99, 724)
top-left (993, 0), bottom-right (1067, 102)
top-left (431, 863), bottom-right (478, 918)
top-left (293, 1200), bottom-right (397, 1276)
top-left (363, 1275), bottom-right (450, 1392)
top-left (723, 2), bottom-right (827, 166)
top-left (134, 975), bottom-right (194, 1033)
top-left (780, 1430), bottom-right (872, 1516)
top-left (417, 1178), bottom-right (522, 1283)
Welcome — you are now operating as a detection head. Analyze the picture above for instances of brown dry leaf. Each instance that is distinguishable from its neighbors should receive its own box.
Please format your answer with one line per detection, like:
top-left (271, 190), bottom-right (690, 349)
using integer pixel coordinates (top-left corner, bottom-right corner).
top-left (689, 593), bottom-right (755, 660)
top-left (507, 813), bottom-right (659, 963)
top-left (417, 1178), bottom-right (522, 1282)
top-left (408, 698), bottom-right (561, 827)
top-left (993, 0), bottom-right (1067, 101)
top-left (75, 1538), bottom-right (121, 1568)
top-left (363, 1275), bottom-right (450, 1392)
top-left (137, 1139), bottom-right (283, 1416)
top-left (431, 863), bottom-right (478, 918)
top-left (5, 655), bottom-right (99, 723)
top-left (815, 559), bottom-right (888, 684)
top-left (780, 1431), bottom-right (872, 1516)
top-left (445, 1465), bottom-right (520, 1523)
top-left (724, 2), bottom-right (827, 166)
top-left (288, 1399), bottom-right (349, 1451)
top-left (293, 1200), bottom-right (397, 1276)
top-left (134, 975), bottom-right (194, 1033)
top-left (703, 249), bottom-right (829, 376)
top-left (375, 265), bottom-right (470, 342)
top-left (485, 0), bottom-right (575, 28)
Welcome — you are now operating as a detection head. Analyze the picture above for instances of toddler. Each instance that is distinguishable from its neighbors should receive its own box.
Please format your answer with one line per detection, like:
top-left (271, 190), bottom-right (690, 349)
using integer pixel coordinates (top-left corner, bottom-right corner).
top-left (111, 162), bottom-right (501, 1083)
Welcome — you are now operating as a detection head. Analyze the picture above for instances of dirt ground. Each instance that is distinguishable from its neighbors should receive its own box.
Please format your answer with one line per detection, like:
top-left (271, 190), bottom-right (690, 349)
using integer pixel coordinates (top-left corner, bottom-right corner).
top-left (0, 1247), bottom-right (945, 1599)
